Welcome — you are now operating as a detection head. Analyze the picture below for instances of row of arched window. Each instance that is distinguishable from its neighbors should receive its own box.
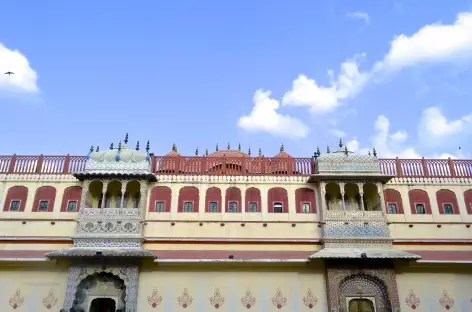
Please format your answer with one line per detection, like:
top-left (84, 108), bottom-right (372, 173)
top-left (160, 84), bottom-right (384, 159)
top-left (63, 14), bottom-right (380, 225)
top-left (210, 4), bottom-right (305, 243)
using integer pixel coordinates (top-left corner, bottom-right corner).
top-left (149, 186), bottom-right (317, 213)
top-left (2, 185), bottom-right (82, 212)
top-left (384, 188), bottom-right (472, 215)
top-left (2, 185), bottom-right (472, 215)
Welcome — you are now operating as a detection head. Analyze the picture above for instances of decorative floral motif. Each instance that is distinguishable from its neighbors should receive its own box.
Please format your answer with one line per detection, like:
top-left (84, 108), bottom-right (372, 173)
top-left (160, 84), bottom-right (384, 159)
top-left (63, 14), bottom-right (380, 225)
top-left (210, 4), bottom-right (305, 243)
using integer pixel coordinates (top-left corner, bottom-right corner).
top-left (178, 288), bottom-right (193, 309)
top-left (439, 291), bottom-right (454, 310)
top-left (302, 288), bottom-right (318, 309)
top-left (147, 289), bottom-right (163, 308)
top-left (271, 288), bottom-right (287, 310)
top-left (42, 290), bottom-right (58, 309)
top-left (9, 289), bottom-right (24, 310)
top-left (404, 290), bottom-right (420, 310)
top-left (209, 288), bottom-right (225, 309)
top-left (241, 290), bottom-right (256, 309)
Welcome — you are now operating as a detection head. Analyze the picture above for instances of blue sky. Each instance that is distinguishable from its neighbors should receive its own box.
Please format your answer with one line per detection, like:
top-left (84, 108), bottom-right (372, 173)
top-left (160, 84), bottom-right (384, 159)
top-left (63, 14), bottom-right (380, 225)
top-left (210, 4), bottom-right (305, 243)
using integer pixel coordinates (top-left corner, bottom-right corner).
top-left (1, 1), bottom-right (472, 159)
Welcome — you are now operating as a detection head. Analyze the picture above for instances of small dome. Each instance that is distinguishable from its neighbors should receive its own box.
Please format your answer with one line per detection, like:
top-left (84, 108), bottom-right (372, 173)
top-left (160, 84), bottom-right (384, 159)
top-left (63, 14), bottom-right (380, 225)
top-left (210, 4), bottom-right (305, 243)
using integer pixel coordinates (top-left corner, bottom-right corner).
top-left (316, 140), bottom-right (381, 175)
top-left (208, 149), bottom-right (249, 158)
top-left (159, 144), bottom-right (184, 172)
top-left (84, 139), bottom-right (152, 175)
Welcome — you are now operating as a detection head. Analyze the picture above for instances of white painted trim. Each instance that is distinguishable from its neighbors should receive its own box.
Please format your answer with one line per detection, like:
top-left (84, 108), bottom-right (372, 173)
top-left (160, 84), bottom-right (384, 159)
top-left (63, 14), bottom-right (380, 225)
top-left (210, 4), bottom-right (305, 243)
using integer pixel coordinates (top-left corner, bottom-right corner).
top-left (416, 260), bottom-right (472, 264)
top-left (0, 258), bottom-right (50, 262)
top-left (393, 239), bottom-right (472, 243)
top-left (155, 259), bottom-right (309, 263)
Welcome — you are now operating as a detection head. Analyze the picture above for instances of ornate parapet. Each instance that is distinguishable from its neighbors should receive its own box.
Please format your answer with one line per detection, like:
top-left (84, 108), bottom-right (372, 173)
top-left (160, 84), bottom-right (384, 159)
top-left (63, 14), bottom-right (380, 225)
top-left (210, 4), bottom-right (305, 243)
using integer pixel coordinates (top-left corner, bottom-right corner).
top-left (322, 210), bottom-right (392, 248)
top-left (75, 208), bottom-right (143, 248)
top-left (325, 210), bottom-right (385, 221)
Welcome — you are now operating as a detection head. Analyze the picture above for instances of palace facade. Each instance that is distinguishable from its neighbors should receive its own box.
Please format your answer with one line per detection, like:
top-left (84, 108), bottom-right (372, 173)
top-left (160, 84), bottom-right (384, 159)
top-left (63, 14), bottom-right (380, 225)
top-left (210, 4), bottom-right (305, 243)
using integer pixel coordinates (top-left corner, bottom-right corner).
top-left (0, 136), bottom-right (471, 312)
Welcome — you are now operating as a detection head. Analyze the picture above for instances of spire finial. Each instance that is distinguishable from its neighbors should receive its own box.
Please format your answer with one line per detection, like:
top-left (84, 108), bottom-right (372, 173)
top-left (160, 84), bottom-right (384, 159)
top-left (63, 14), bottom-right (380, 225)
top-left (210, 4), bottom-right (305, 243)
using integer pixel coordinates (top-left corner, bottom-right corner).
top-left (238, 143), bottom-right (241, 151)
top-left (145, 140), bottom-right (150, 153)
top-left (339, 138), bottom-right (343, 148)
top-left (118, 141), bottom-right (122, 151)
top-left (89, 145), bottom-right (94, 153)
top-left (316, 146), bottom-right (321, 156)
top-left (258, 148), bottom-right (262, 156)
top-left (110, 143), bottom-right (114, 150)
top-left (195, 146), bottom-right (199, 156)
top-left (248, 147), bottom-right (251, 156)
top-left (216, 143), bottom-right (219, 151)
top-left (280, 143), bottom-right (284, 152)
top-left (227, 142), bottom-right (230, 149)
top-left (205, 148), bottom-right (209, 156)
top-left (124, 133), bottom-right (129, 144)
top-left (135, 141), bottom-right (140, 151)
top-left (96, 146), bottom-right (100, 152)
top-left (344, 145), bottom-right (348, 155)
top-left (172, 143), bottom-right (177, 152)
top-left (327, 145), bottom-right (331, 153)
top-left (368, 150), bottom-right (371, 156)
top-left (373, 147), bottom-right (377, 157)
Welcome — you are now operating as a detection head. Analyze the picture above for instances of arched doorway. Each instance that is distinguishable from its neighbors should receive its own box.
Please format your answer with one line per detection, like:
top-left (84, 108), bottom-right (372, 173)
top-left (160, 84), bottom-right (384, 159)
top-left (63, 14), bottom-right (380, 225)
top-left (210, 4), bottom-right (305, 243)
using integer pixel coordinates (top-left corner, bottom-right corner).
top-left (89, 298), bottom-right (116, 312)
top-left (348, 298), bottom-right (375, 312)
top-left (339, 274), bottom-right (389, 311)
top-left (71, 272), bottom-right (126, 311)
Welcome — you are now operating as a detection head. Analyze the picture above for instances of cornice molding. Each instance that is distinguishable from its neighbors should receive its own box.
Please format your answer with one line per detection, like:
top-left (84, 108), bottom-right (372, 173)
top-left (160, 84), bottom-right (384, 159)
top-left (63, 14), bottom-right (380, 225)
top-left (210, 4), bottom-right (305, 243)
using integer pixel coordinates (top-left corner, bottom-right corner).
top-left (154, 174), bottom-right (311, 184)
top-left (0, 174), bottom-right (79, 182)
top-left (387, 176), bottom-right (472, 186)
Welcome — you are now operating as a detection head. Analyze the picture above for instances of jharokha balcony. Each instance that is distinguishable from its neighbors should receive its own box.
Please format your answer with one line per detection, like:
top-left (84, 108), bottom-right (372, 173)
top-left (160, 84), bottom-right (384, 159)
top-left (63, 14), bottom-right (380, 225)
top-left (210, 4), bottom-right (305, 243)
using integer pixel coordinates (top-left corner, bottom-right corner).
top-left (0, 152), bottom-right (471, 178)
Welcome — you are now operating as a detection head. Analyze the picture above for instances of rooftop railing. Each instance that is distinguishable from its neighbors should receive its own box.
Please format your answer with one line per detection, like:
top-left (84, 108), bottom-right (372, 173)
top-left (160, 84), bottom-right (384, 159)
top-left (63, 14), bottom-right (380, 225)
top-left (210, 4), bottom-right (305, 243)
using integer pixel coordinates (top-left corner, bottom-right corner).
top-left (0, 155), bottom-right (471, 178)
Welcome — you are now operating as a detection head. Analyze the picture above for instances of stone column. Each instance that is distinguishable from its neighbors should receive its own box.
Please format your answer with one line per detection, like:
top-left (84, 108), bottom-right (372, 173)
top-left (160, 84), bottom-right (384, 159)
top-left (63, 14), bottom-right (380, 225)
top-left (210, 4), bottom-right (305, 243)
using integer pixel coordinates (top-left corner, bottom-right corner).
top-left (121, 181), bottom-right (127, 208)
top-left (357, 182), bottom-right (365, 211)
top-left (320, 182), bottom-right (328, 219)
top-left (79, 180), bottom-right (90, 210)
top-left (101, 180), bottom-right (109, 209)
top-left (139, 180), bottom-right (147, 214)
top-left (377, 182), bottom-right (386, 215)
top-left (339, 182), bottom-right (345, 210)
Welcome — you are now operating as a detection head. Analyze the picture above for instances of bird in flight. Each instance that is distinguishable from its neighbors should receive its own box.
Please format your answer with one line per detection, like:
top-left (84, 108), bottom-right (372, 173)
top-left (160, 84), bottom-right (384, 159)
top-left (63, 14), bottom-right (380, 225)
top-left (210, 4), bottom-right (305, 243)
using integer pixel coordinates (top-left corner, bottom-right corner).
top-left (4, 71), bottom-right (14, 75)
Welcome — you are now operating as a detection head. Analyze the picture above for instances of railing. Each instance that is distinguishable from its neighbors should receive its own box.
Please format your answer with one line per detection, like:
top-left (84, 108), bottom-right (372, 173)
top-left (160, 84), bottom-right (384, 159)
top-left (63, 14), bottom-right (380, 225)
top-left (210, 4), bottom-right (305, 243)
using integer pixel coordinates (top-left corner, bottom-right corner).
top-left (0, 154), bottom-right (471, 178)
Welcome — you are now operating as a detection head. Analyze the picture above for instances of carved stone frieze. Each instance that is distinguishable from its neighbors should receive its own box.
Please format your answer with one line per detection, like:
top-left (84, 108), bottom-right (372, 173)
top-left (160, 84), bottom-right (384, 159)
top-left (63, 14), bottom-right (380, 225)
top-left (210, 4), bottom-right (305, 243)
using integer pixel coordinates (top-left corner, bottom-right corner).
top-left (73, 238), bottom-right (142, 248)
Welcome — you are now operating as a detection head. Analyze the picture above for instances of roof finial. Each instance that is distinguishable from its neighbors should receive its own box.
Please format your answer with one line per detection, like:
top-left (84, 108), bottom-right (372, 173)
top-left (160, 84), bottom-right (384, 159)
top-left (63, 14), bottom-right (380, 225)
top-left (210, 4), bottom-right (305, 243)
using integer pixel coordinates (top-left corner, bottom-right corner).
top-left (368, 150), bottom-right (371, 156)
top-left (339, 138), bottom-right (343, 148)
top-left (205, 148), bottom-right (209, 156)
top-left (344, 145), bottom-right (348, 155)
top-left (327, 145), bottom-right (331, 153)
top-left (280, 143), bottom-right (284, 152)
top-left (238, 143), bottom-right (241, 151)
top-left (146, 140), bottom-right (150, 153)
top-left (124, 133), bottom-right (129, 144)
top-left (135, 141), bottom-right (140, 151)
top-left (316, 146), bottom-right (321, 156)
top-left (258, 148), bottom-right (262, 156)
top-left (172, 143), bottom-right (177, 152)
top-left (110, 143), bottom-right (114, 150)
top-left (118, 141), bottom-right (122, 151)
top-left (373, 147), bottom-right (377, 157)
top-left (227, 142), bottom-right (230, 149)
top-left (195, 146), bottom-right (199, 156)
top-left (216, 143), bottom-right (219, 151)
top-left (96, 146), bottom-right (100, 152)
top-left (248, 147), bottom-right (251, 156)
top-left (89, 145), bottom-right (94, 153)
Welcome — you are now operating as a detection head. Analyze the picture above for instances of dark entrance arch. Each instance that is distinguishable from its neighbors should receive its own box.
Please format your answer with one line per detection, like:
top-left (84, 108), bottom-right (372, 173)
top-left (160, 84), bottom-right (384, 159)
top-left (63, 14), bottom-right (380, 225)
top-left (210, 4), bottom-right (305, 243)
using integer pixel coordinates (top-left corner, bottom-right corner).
top-left (89, 298), bottom-right (116, 312)
top-left (71, 272), bottom-right (126, 311)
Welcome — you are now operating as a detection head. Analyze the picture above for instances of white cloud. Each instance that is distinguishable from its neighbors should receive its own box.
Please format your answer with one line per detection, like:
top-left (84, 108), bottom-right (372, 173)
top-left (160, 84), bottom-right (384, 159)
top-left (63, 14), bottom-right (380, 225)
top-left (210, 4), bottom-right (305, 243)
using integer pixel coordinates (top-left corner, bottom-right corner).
top-left (347, 11), bottom-right (370, 24)
top-left (382, 12), bottom-right (472, 70)
top-left (239, 11), bottom-right (472, 139)
top-left (237, 89), bottom-right (309, 138)
top-left (0, 43), bottom-right (39, 93)
top-left (282, 56), bottom-right (370, 113)
top-left (328, 129), bottom-right (346, 138)
top-left (419, 107), bottom-right (471, 137)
